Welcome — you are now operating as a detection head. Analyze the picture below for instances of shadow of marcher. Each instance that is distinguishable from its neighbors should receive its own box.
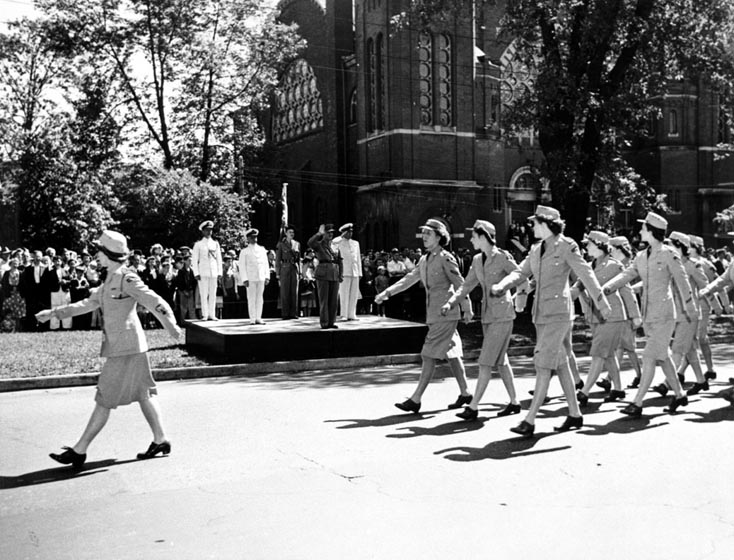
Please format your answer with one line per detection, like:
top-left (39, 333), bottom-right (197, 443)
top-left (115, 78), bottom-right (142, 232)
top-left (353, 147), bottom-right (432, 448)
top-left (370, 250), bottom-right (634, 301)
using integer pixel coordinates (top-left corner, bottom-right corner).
top-left (0, 458), bottom-right (140, 490)
top-left (386, 419), bottom-right (487, 439)
top-left (575, 412), bottom-right (670, 437)
top-left (324, 412), bottom-right (439, 429)
top-left (435, 434), bottom-right (571, 462)
top-left (685, 404), bottom-right (734, 424)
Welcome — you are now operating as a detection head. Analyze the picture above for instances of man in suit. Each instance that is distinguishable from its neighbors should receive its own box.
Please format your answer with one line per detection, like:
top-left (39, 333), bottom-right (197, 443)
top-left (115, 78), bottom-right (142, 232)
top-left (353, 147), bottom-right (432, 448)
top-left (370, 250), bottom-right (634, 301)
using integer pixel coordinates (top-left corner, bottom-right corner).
top-left (42, 254), bottom-right (72, 330)
top-left (238, 228), bottom-right (270, 325)
top-left (308, 224), bottom-right (343, 329)
top-left (275, 225), bottom-right (301, 319)
top-left (20, 250), bottom-right (47, 331)
top-left (332, 223), bottom-right (362, 321)
top-left (191, 220), bottom-right (222, 321)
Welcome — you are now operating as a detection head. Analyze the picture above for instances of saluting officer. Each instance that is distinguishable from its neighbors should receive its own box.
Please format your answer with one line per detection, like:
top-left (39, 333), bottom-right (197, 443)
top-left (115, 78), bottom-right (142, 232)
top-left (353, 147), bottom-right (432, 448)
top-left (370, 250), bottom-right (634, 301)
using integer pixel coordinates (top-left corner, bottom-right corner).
top-left (308, 224), bottom-right (343, 329)
top-left (275, 225), bottom-right (301, 320)
top-left (602, 212), bottom-right (697, 417)
top-left (332, 223), bottom-right (362, 321)
top-left (441, 219), bottom-right (522, 420)
top-left (375, 218), bottom-right (474, 413)
top-left (191, 220), bottom-right (223, 321)
top-left (490, 205), bottom-right (611, 437)
top-left (38, 231), bottom-right (182, 469)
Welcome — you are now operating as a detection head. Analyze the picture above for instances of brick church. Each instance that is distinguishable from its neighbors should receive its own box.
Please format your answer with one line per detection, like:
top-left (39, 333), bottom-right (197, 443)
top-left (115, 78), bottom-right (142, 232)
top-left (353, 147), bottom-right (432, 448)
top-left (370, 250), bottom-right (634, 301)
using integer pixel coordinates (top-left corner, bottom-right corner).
top-left (254, 0), bottom-right (734, 251)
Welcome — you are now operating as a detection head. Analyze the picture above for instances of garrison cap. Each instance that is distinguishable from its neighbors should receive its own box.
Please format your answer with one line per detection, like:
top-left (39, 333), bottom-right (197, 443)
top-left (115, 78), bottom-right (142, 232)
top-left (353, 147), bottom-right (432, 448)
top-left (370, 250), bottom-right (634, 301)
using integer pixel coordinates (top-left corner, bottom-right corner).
top-left (689, 235), bottom-right (704, 247)
top-left (584, 231), bottom-right (610, 245)
top-left (472, 219), bottom-right (496, 240)
top-left (609, 235), bottom-right (630, 248)
top-left (420, 218), bottom-right (451, 244)
top-left (669, 231), bottom-right (690, 247)
top-left (94, 231), bottom-right (130, 258)
top-left (531, 205), bottom-right (562, 222)
top-left (637, 212), bottom-right (668, 230)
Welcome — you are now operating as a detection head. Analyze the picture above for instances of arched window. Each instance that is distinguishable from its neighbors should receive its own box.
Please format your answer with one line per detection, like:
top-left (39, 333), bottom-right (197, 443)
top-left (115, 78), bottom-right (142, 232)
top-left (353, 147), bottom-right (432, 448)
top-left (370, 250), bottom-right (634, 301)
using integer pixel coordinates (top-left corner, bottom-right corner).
top-left (367, 34), bottom-right (387, 132)
top-left (272, 59), bottom-right (324, 143)
top-left (349, 88), bottom-right (358, 125)
top-left (417, 31), bottom-right (452, 127)
top-left (668, 109), bottom-right (679, 136)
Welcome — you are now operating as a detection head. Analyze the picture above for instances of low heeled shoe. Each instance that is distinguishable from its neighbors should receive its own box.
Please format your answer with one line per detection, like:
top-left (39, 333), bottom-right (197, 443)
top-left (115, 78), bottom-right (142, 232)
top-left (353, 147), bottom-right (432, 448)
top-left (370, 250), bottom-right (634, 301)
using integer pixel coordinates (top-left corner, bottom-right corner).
top-left (456, 407), bottom-right (479, 421)
top-left (447, 394), bottom-right (473, 410)
top-left (496, 403), bottom-right (521, 417)
top-left (664, 395), bottom-right (688, 414)
top-left (137, 440), bottom-right (172, 460)
top-left (620, 403), bottom-right (643, 417)
top-left (49, 446), bottom-right (86, 469)
top-left (604, 389), bottom-right (626, 402)
top-left (510, 420), bottom-right (535, 437)
top-left (395, 398), bottom-right (421, 414)
top-left (554, 415), bottom-right (583, 432)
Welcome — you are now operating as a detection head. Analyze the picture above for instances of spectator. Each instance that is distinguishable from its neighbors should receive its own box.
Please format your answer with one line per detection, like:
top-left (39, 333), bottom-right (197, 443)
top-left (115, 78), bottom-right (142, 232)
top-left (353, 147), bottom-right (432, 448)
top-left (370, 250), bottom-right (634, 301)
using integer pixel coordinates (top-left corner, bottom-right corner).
top-left (42, 255), bottom-right (72, 330)
top-left (374, 265), bottom-right (389, 316)
top-left (1, 257), bottom-right (26, 332)
top-left (173, 255), bottom-right (197, 324)
top-left (19, 250), bottom-right (47, 331)
top-left (299, 253), bottom-right (317, 317)
top-left (69, 265), bottom-right (92, 330)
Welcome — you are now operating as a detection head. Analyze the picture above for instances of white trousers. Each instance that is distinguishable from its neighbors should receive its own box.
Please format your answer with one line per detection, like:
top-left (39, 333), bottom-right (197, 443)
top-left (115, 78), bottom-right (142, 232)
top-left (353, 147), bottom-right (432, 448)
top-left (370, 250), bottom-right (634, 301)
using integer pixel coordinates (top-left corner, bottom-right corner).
top-left (50, 290), bottom-right (72, 329)
top-left (246, 281), bottom-right (265, 322)
top-left (198, 276), bottom-right (218, 320)
top-left (339, 276), bottom-right (360, 320)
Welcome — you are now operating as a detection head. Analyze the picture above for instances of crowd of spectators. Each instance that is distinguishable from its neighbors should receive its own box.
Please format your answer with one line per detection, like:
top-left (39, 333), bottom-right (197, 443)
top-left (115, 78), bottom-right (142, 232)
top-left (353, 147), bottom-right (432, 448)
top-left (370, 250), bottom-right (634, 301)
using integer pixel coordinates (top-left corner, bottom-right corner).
top-left (2, 231), bottom-right (732, 333)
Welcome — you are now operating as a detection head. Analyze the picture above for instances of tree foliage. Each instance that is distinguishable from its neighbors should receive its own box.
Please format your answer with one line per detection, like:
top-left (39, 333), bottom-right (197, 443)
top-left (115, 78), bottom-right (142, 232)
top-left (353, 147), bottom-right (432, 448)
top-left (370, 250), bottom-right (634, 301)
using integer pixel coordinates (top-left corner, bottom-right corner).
top-left (402, 0), bottom-right (734, 239)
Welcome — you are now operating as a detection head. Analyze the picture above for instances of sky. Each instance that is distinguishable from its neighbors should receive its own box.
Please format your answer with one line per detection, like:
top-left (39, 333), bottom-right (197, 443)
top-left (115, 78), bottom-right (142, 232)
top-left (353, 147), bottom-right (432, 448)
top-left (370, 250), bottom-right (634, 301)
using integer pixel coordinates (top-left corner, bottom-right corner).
top-left (0, 0), bottom-right (38, 29)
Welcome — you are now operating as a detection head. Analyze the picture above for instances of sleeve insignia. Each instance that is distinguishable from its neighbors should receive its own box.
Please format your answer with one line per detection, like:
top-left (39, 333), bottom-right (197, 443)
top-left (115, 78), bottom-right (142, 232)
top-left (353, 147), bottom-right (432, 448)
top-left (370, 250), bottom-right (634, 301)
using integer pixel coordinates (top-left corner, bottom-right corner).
top-left (155, 303), bottom-right (169, 316)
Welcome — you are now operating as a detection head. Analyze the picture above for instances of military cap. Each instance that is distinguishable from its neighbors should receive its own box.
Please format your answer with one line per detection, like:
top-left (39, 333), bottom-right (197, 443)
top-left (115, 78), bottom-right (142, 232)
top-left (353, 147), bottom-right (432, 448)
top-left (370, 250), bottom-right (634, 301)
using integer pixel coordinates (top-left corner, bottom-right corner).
top-left (531, 205), bottom-right (562, 222)
top-left (689, 235), bottom-right (704, 247)
top-left (637, 212), bottom-right (668, 230)
top-left (94, 230), bottom-right (130, 258)
top-left (245, 228), bottom-right (259, 238)
top-left (584, 231), bottom-right (610, 245)
top-left (472, 219), bottom-right (496, 240)
top-left (324, 223), bottom-right (336, 233)
top-left (669, 231), bottom-right (690, 247)
top-left (199, 220), bottom-right (215, 231)
top-left (420, 218), bottom-right (451, 244)
top-left (339, 223), bottom-right (354, 233)
top-left (178, 245), bottom-right (192, 253)
top-left (226, 249), bottom-right (237, 258)
top-left (609, 235), bottom-right (630, 248)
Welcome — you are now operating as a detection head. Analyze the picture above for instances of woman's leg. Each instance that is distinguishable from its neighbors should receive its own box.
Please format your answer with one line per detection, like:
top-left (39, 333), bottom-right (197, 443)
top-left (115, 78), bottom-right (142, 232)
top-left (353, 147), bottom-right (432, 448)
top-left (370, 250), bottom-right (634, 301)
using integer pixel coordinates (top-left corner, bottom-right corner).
top-left (139, 396), bottom-right (168, 443)
top-left (409, 358), bottom-right (437, 403)
top-left (73, 403), bottom-right (111, 454)
top-left (524, 368), bottom-right (552, 425)
top-left (467, 364), bottom-right (492, 410)
top-left (497, 362), bottom-right (519, 405)
top-left (447, 357), bottom-right (471, 397)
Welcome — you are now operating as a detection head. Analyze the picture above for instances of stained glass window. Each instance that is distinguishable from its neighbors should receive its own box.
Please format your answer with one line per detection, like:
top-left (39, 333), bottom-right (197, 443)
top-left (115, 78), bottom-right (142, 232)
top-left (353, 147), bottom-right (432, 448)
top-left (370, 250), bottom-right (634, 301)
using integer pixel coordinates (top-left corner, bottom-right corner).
top-left (272, 59), bottom-right (324, 143)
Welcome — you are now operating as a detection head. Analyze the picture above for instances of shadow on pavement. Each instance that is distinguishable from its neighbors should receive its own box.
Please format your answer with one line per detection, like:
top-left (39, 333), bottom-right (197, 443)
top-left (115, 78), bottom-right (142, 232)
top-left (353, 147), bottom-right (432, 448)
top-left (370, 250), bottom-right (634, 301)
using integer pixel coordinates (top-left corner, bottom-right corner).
top-left (324, 412), bottom-right (438, 429)
top-left (435, 434), bottom-right (571, 462)
top-left (0, 458), bottom-right (139, 490)
top-left (386, 419), bottom-right (487, 438)
top-left (576, 413), bottom-right (669, 436)
top-left (684, 405), bottom-right (734, 424)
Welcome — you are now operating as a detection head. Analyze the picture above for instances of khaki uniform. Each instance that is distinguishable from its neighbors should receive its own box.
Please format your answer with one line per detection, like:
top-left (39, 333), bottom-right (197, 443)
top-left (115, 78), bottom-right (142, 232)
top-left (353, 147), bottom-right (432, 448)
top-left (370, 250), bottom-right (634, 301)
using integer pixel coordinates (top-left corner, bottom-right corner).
top-left (494, 234), bottom-right (611, 369)
top-left (700, 260), bottom-right (734, 301)
top-left (604, 244), bottom-right (696, 361)
top-left (275, 239), bottom-right (301, 319)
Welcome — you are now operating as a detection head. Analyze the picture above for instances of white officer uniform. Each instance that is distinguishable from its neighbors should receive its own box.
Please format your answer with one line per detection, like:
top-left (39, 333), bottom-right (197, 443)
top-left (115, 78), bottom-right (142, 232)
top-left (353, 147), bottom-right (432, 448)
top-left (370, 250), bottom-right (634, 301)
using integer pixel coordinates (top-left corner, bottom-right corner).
top-left (191, 221), bottom-right (223, 321)
top-left (332, 223), bottom-right (362, 320)
top-left (239, 229), bottom-right (270, 324)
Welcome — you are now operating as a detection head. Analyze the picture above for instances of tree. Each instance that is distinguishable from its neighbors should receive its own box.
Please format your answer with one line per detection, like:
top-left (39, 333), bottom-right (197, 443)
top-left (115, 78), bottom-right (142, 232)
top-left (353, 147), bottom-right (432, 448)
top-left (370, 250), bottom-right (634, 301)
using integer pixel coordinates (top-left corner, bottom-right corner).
top-left (40, 0), bottom-right (304, 184)
top-left (401, 0), bottom-right (734, 240)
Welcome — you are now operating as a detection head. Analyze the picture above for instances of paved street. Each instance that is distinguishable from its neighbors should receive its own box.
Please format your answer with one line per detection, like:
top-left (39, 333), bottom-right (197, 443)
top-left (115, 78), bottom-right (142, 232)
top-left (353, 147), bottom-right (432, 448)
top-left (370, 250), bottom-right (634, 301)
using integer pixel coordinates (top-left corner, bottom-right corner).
top-left (2, 345), bottom-right (734, 560)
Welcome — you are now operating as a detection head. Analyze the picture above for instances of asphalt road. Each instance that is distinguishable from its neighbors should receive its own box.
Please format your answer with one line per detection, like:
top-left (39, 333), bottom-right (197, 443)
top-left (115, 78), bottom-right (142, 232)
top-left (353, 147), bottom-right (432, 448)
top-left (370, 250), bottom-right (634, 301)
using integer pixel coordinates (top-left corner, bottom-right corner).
top-left (2, 345), bottom-right (734, 560)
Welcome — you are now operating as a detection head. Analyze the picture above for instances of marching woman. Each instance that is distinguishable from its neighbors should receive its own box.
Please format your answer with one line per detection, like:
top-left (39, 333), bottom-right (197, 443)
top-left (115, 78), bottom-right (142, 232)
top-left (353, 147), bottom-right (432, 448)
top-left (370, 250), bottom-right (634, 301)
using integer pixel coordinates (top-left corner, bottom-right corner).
top-left (440, 220), bottom-right (522, 421)
top-left (375, 218), bottom-right (474, 413)
top-left (37, 231), bottom-right (182, 469)
top-left (490, 206), bottom-right (611, 436)
top-left (574, 231), bottom-right (640, 408)
top-left (699, 250), bottom-right (734, 403)
top-left (602, 213), bottom-right (697, 417)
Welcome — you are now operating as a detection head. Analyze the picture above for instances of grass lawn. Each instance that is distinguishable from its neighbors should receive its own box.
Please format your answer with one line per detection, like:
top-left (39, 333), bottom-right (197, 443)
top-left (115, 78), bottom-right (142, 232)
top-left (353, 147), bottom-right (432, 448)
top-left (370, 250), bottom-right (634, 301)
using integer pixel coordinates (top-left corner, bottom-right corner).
top-left (0, 329), bottom-right (207, 379)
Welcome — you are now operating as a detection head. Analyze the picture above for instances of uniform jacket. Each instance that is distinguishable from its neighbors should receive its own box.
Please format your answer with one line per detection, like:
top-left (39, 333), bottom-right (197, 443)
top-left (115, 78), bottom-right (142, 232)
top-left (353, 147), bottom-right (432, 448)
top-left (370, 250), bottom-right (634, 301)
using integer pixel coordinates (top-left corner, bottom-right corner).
top-left (700, 260), bottom-right (734, 300)
top-left (387, 246), bottom-right (470, 324)
top-left (494, 234), bottom-right (610, 325)
top-left (191, 237), bottom-right (223, 278)
top-left (238, 243), bottom-right (270, 283)
top-left (331, 236), bottom-right (362, 277)
top-left (448, 247), bottom-right (518, 323)
top-left (603, 243), bottom-right (696, 323)
top-left (275, 239), bottom-right (301, 278)
top-left (675, 257), bottom-right (707, 321)
top-left (697, 257), bottom-right (725, 313)
top-left (308, 233), bottom-right (343, 282)
top-left (572, 255), bottom-right (639, 324)
top-left (53, 266), bottom-right (178, 358)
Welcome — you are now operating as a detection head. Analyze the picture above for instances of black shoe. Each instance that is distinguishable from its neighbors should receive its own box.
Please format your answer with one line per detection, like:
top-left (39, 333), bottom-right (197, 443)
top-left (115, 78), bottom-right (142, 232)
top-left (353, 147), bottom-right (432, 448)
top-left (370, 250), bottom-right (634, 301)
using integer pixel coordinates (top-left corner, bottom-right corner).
top-left (575, 380), bottom-right (584, 390)
top-left (627, 377), bottom-right (640, 389)
top-left (510, 420), bottom-right (535, 437)
top-left (554, 415), bottom-right (583, 432)
top-left (704, 370), bottom-right (717, 380)
top-left (395, 398), bottom-right (421, 414)
top-left (621, 403), bottom-right (643, 417)
top-left (604, 389), bottom-right (626, 402)
top-left (664, 395), bottom-right (688, 414)
top-left (652, 383), bottom-right (669, 397)
top-left (596, 378), bottom-right (612, 393)
top-left (137, 440), bottom-right (171, 460)
top-left (50, 446), bottom-right (86, 469)
top-left (496, 403), bottom-right (521, 417)
top-left (456, 406), bottom-right (479, 421)
top-left (678, 373), bottom-right (685, 385)
top-left (576, 391), bottom-right (589, 408)
top-left (686, 381), bottom-right (709, 396)
top-left (447, 394), bottom-right (473, 410)
top-left (528, 390), bottom-right (551, 404)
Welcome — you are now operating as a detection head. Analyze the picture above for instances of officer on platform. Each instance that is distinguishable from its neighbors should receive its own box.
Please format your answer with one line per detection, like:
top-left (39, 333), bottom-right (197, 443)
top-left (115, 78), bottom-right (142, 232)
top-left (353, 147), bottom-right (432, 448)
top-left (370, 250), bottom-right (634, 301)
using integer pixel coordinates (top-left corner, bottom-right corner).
top-left (275, 225), bottom-right (301, 320)
top-left (332, 223), bottom-right (362, 321)
top-left (308, 224), bottom-right (343, 329)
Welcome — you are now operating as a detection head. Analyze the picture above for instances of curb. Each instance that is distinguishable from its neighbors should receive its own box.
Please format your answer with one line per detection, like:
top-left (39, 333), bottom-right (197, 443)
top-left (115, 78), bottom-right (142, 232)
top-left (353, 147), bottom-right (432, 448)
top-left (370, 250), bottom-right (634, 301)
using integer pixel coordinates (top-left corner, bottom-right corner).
top-left (2, 336), bottom-right (728, 393)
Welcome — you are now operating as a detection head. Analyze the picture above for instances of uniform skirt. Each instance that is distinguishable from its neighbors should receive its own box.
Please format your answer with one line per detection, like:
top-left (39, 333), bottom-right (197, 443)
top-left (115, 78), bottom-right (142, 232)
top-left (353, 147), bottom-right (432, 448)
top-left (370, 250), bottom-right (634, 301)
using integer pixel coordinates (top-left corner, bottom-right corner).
top-left (590, 321), bottom-right (625, 358)
top-left (642, 321), bottom-right (676, 361)
top-left (479, 321), bottom-right (513, 367)
top-left (619, 320), bottom-right (637, 352)
top-left (421, 320), bottom-right (463, 360)
top-left (534, 321), bottom-right (571, 370)
top-left (671, 318), bottom-right (699, 354)
top-left (95, 352), bottom-right (157, 409)
top-left (697, 308), bottom-right (710, 344)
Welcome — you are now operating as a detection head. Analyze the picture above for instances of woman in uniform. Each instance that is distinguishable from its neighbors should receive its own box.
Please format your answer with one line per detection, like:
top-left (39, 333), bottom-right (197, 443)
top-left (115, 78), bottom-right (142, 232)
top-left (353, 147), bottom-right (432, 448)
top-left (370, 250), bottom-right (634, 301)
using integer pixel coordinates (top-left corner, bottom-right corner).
top-left (37, 231), bottom-right (182, 469)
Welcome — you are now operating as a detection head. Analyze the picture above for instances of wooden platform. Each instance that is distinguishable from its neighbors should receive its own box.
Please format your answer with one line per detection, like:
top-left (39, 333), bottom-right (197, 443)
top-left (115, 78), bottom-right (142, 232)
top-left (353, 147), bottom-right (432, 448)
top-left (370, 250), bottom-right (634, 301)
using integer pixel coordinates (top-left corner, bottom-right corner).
top-left (185, 316), bottom-right (428, 364)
